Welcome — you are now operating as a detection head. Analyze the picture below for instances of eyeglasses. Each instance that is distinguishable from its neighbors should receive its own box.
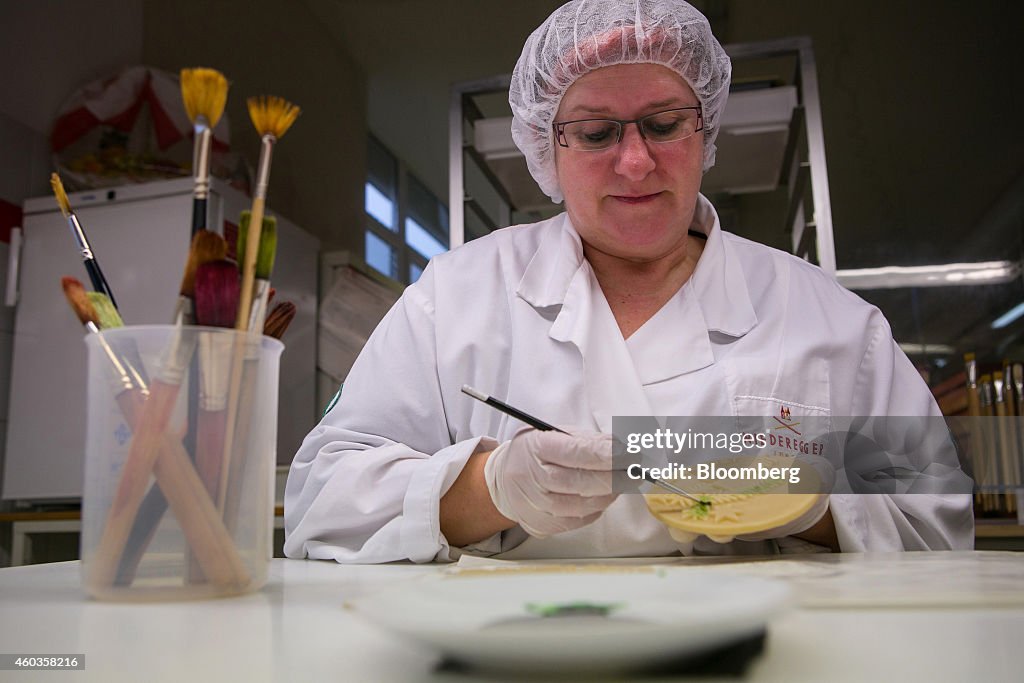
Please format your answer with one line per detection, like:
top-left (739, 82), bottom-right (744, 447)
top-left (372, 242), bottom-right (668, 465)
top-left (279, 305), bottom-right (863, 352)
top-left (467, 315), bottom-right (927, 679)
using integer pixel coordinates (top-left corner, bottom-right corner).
top-left (553, 106), bottom-right (703, 151)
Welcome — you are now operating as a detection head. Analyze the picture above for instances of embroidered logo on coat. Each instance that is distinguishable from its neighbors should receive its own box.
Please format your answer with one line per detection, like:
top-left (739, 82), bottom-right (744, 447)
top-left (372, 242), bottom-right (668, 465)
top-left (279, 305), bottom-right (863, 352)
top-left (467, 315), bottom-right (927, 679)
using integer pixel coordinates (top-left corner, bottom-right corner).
top-left (773, 405), bottom-right (801, 436)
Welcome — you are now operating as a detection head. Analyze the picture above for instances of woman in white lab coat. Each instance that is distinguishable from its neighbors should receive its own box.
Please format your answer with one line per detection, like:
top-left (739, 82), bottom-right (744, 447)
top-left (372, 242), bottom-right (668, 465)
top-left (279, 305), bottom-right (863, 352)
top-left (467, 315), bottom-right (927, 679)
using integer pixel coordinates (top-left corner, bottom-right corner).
top-left (284, 0), bottom-right (973, 563)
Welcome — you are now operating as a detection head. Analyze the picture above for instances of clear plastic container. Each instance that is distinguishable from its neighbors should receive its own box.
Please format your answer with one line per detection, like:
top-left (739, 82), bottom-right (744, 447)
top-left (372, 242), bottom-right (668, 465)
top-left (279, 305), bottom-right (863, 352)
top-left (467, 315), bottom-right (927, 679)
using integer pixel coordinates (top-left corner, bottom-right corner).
top-left (80, 325), bottom-right (283, 601)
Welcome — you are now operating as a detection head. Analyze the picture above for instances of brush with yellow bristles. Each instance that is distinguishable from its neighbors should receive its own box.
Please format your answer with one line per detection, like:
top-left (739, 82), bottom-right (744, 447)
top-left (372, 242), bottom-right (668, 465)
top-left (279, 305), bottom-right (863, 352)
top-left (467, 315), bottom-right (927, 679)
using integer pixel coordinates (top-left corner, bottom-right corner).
top-left (180, 68), bottom-right (229, 238)
top-left (51, 172), bottom-right (118, 310)
top-left (235, 95), bottom-right (299, 331)
top-left (214, 96), bottom-right (298, 516)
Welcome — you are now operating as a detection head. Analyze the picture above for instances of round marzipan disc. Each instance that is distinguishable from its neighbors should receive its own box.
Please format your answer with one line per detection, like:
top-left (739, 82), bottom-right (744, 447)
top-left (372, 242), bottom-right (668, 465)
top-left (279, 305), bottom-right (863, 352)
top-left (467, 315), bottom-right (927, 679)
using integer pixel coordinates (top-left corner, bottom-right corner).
top-left (644, 454), bottom-right (824, 541)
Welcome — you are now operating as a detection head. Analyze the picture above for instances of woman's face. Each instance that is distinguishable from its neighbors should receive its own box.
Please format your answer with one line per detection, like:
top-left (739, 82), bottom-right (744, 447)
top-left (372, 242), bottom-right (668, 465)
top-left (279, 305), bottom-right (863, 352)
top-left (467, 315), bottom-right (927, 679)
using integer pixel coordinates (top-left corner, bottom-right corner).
top-left (554, 63), bottom-right (704, 264)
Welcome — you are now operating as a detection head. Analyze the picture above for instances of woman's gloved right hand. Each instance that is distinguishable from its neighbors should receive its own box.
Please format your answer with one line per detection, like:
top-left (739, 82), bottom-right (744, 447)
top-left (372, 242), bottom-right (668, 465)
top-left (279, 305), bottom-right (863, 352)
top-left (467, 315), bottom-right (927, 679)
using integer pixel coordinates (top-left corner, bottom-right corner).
top-left (483, 427), bottom-right (619, 538)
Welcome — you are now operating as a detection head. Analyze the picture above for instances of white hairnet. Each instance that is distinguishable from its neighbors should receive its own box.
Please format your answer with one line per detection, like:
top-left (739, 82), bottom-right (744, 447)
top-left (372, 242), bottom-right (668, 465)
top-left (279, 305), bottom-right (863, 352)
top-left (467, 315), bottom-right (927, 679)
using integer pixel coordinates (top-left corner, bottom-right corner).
top-left (509, 0), bottom-right (732, 204)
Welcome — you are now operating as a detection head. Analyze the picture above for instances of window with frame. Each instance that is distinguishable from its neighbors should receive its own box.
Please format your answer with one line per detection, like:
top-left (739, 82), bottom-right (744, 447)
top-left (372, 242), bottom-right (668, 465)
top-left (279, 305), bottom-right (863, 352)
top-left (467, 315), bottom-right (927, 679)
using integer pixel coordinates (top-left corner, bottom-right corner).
top-left (364, 135), bottom-right (448, 285)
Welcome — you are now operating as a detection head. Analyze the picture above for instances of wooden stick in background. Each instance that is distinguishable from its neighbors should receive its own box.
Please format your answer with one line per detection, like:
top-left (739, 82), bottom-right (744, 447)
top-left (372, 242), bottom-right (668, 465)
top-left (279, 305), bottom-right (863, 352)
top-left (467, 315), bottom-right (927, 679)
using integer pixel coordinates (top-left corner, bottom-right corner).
top-left (1011, 363), bottom-right (1024, 508)
top-left (964, 353), bottom-right (983, 513)
top-left (993, 372), bottom-right (1015, 515)
top-left (979, 375), bottom-right (996, 513)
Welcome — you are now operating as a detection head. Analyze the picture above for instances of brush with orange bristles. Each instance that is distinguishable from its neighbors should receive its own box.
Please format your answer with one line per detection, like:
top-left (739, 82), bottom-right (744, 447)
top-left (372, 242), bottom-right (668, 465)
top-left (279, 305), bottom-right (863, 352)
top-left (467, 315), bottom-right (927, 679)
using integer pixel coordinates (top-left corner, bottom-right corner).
top-left (174, 229), bottom-right (228, 325)
top-left (118, 230), bottom-right (228, 583)
top-left (62, 277), bottom-right (140, 413)
top-left (62, 277), bottom-right (247, 591)
top-left (180, 68), bottom-right (229, 237)
top-left (51, 173), bottom-right (118, 309)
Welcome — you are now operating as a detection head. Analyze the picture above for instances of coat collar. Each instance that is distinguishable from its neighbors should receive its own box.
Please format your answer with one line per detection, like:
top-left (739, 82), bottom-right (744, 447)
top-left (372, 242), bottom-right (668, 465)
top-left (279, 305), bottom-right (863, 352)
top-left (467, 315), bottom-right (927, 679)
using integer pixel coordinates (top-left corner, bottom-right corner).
top-left (686, 194), bottom-right (758, 338)
top-left (515, 213), bottom-right (583, 311)
top-left (515, 194), bottom-right (758, 341)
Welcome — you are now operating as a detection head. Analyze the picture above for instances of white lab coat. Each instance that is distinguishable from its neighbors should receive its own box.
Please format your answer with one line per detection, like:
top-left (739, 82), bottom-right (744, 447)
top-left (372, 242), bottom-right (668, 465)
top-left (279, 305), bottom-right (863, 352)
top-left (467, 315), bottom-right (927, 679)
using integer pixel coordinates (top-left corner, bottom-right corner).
top-left (284, 194), bottom-right (973, 563)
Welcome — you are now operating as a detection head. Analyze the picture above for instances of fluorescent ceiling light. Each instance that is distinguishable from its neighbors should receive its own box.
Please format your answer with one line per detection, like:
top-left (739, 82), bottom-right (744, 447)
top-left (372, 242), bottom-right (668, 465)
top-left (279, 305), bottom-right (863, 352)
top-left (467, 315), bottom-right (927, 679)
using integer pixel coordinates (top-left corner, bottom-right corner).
top-left (991, 302), bottom-right (1024, 329)
top-left (898, 343), bottom-right (956, 355)
top-left (836, 261), bottom-right (1020, 290)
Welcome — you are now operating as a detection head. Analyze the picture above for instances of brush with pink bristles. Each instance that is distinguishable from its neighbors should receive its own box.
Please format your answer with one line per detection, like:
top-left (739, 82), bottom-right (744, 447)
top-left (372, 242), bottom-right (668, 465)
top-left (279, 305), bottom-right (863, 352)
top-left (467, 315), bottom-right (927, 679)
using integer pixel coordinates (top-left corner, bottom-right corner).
top-left (187, 260), bottom-right (241, 581)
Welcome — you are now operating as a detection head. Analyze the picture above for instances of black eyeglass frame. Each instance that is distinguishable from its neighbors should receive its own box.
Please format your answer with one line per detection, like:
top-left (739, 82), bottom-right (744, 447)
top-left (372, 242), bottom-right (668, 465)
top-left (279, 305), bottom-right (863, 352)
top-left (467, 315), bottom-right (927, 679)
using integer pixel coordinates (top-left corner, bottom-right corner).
top-left (552, 105), bottom-right (704, 150)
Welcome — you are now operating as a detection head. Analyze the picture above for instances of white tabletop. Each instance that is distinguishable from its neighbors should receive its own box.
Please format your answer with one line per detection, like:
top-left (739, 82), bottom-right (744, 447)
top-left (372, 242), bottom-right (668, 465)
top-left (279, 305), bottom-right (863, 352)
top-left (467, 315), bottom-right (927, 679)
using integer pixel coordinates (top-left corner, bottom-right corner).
top-left (1, 551), bottom-right (1022, 682)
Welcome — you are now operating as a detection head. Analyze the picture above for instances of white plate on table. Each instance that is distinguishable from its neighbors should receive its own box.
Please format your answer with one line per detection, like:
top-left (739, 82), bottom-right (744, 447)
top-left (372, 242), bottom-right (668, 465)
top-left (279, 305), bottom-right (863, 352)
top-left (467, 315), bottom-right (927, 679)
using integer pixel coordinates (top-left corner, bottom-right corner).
top-left (347, 566), bottom-right (791, 675)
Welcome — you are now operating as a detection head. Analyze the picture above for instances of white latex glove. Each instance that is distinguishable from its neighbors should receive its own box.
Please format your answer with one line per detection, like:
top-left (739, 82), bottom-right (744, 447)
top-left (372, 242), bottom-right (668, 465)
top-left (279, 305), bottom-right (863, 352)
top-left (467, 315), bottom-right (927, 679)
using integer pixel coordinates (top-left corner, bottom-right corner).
top-left (666, 494), bottom-right (831, 545)
top-left (483, 427), bottom-right (619, 538)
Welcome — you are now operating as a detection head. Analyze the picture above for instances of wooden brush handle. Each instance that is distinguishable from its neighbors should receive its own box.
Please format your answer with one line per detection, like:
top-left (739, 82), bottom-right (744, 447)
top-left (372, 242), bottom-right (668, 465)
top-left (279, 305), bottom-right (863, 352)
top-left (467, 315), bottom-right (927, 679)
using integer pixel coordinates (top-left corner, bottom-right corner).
top-left (154, 429), bottom-right (248, 589)
top-left (223, 360), bottom-right (259, 534)
top-left (88, 380), bottom-right (179, 587)
top-left (217, 336), bottom-right (251, 512)
top-left (188, 407), bottom-right (228, 583)
top-left (87, 381), bottom-right (249, 591)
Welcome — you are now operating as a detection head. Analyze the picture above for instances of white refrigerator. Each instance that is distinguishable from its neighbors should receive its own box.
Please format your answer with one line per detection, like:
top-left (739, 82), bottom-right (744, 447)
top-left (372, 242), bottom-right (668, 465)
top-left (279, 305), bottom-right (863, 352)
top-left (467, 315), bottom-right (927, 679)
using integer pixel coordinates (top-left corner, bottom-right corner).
top-left (2, 177), bottom-right (319, 500)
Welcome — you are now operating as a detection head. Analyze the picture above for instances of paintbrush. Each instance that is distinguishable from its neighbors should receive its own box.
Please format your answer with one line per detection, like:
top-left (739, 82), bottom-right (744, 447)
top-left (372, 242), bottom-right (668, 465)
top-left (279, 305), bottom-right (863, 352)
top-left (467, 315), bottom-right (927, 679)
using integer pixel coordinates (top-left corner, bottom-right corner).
top-left (188, 260), bottom-right (240, 581)
top-left (51, 173), bottom-right (118, 309)
top-left (219, 227), bottom-right (278, 532)
top-left (216, 96), bottom-right (298, 517)
top-left (237, 210), bottom-right (277, 333)
top-left (1012, 363), bottom-right (1024, 506)
top-left (71, 283), bottom-right (154, 584)
top-left (194, 260), bottom-right (241, 498)
top-left (118, 230), bottom-right (227, 580)
top-left (62, 277), bottom-right (139, 410)
top-left (180, 68), bottom-right (229, 237)
top-left (84, 290), bottom-right (150, 402)
top-left (979, 375), bottom-right (996, 512)
top-left (460, 386), bottom-right (708, 505)
top-left (235, 95), bottom-right (299, 331)
top-left (63, 278), bottom-right (248, 589)
top-left (994, 372), bottom-right (1015, 514)
top-left (263, 301), bottom-right (296, 340)
top-left (173, 229), bottom-right (228, 325)
top-left (964, 353), bottom-right (983, 512)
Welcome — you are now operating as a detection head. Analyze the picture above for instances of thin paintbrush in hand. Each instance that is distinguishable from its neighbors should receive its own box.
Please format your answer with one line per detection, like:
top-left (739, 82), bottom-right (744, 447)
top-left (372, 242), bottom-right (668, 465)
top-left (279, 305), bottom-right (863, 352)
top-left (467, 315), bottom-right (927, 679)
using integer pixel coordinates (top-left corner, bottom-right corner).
top-left (180, 68), bottom-right (229, 237)
top-left (460, 385), bottom-right (708, 505)
top-left (51, 173), bottom-right (118, 310)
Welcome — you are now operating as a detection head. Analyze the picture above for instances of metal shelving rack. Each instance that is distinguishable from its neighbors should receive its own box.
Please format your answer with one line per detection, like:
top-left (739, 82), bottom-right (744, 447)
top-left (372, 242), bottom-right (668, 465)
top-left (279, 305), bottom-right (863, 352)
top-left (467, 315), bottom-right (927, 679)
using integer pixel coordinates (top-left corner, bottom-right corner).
top-left (448, 36), bottom-right (836, 275)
